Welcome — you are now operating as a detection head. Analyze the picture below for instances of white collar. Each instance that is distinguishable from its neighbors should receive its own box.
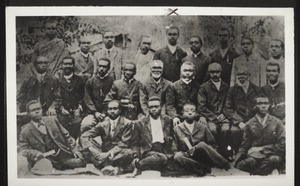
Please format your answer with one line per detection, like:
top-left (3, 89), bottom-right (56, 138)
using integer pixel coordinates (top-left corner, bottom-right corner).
top-left (220, 47), bottom-right (229, 57)
top-left (256, 113), bottom-right (269, 127)
top-left (167, 44), bottom-right (177, 54)
top-left (80, 51), bottom-right (89, 58)
top-left (109, 116), bottom-right (120, 125)
top-left (237, 80), bottom-right (250, 93)
top-left (184, 120), bottom-right (195, 133)
top-left (122, 77), bottom-right (135, 84)
top-left (270, 56), bottom-right (284, 63)
top-left (211, 80), bottom-right (221, 91)
top-left (181, 78), bottom-right (192, 85)
top-left (36, 72), bottom-right (46, 82)
top-left (268, 80), bottom-right (279, 90)
top-left (193, 51), bottom-right (202, 58)
top-left (64, 73), bottom-right (74, 81)
top-left (97, 73), bottom-right (108, 80)
top-left (152, 77), bottom-right (161, 84)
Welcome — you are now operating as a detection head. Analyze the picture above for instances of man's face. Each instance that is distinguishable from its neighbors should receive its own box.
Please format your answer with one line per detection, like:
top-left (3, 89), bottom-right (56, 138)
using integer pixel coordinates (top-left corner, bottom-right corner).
top-left (269, 40), bottom-right (283, 58)
top-left (148, 100), bottom-right (161, 119)
top-left (98, 60), bottom-right (110, 77)
top-left (140, 37), bottom-right (151, 54)
top-left (209, 70), bottom-right (221, 82)
top-left (123, 64), bottom-right (135, 80)
top-left (107, 101), bottom-right (121, 120)
top-left (255, 97), bottom-right (270, 115)
top-left (28, 103), bottom-right (43, 121)
top-left (218, 30), bottom-right (229, 47)
top-left (103, 32), bottom-right (115, 49)
top-left (266, 65), bottom-right (279, 82)
top-left (183, 104), bottom-right (196, 122)
top-left (167, 28), bottom-right (179, 46)
top-left (189, 37), bottom-right (201, 54)
top-left (45, 22), bottom-right (57, 39)
top-left (150, 62), bottom-right (163, 79)
top-left (62, 59), bottom-right (74, 75)
top-left (241, 38), bottom-right (253, 55)
top-left (236, 71), bottom-right (249, 84)
top-left (35, 57), bottom-right (48, 74)
top-left (79, 39), bottom-right (91, 54)
top-left (181, 64), bottom-right (194, 81)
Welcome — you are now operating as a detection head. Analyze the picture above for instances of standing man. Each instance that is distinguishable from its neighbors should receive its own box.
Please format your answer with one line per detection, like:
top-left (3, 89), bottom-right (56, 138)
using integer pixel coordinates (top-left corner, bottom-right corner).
top-left (139, 60), bottom-right (171, 115)
top-left (131, 96), bottom-right (176, 173)
top-left (230, 37), bottom-right (267, 87)
top-left (183, 36), bottom-right (211, 85)
top-left (31, 20), bottom-right (69, 75)
top-left (17, 56), bottom-right (57, 114)
top-left (209, 27), bottom-right (240, 85)
top-left (225, 66), bottom-right (260, 153)
top-left (79, 100), bottom-right (136, 174)
top-left (197, 63), bottom-right (232, 160)
top-left (133, 35), bottom-right (154, 83)
top-left (53, 56), bottom-right (85, 139)
top-left (73, 35), bottom-right (97, 78)
top-left (105, 63), bottom-right (142, 121)
top-left (81, 57), bottom-right (115, 133)
top-left (268, 39), bottom-right (285, 82)
top-left (18, 100), bottom-right (86, 171)
top-left (165, 62), bottom-right (201, 126)
top-left (153, 25), bottom-right (187, 82)
top-left (261, 63), bottom-right (285, 121)
top-left (173, 103), bottom-right (230, 176)
top-left (94, 31), bottom-right (126, 80)
top-left (234, 95), bottom-right (285, 175)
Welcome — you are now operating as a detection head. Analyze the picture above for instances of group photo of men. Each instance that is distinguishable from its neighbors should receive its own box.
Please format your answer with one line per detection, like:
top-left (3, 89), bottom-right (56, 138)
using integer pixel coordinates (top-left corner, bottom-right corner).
top-left (15, 15), bottom-right (286, 178)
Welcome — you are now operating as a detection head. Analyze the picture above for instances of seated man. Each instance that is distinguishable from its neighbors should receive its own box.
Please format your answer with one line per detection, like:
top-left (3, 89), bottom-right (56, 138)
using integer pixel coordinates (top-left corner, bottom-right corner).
top-left (79, 100), bottom-right (136, 174)
top-left (173, 103), bottom-right (230, 176)
top-left (131, 96), bottom-right (176, 174)
top-left (54, 56), bottom-right (85, 139)
top-left (18, 100), bottom-right (85, 172)
top-left (234, 95), bottom-right (285, 175)
top-left (104, 63), bottom-right (142, 120)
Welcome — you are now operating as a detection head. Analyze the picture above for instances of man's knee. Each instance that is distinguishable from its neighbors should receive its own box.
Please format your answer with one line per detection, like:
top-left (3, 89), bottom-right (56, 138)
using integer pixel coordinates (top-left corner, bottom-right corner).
top-left (220, 123), bottom-right (230, 133)
top-left (267, 155), bottom-right (282, 164)
top-left (236, 157), bottom-right (256, 171)
top-left (174, 151), bottom-right (186, 162)
top-left (208, 122), bottom-right (217, 135)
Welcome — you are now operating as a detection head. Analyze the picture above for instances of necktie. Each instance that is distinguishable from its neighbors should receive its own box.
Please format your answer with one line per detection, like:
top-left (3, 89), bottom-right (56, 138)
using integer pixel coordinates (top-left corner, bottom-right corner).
top-left (111, 121), bottom-right (115, 136)
top-left (107, 50), bottom-right (110, 57)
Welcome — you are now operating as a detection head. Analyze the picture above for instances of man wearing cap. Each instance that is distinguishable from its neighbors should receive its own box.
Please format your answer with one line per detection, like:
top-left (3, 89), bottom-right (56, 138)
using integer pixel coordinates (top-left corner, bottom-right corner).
top-left (133, 35), bottom-right (155, 83)
top-left (73, 35), bottom-right (97, 78)
top-left (94, 31), bottom-right (126, 80)
top-left (183, 35), bottom-right (211, 85)
top-left (197, 62), bottom-right (232, 160)
top-left (18, 100), bottom-right (86, 173)
top-left (139, 60), bottom-right (171, 116)
top-left (153, 26), bottom-right (187, 83)
top-left (104, 62), bottom-right (142, 120)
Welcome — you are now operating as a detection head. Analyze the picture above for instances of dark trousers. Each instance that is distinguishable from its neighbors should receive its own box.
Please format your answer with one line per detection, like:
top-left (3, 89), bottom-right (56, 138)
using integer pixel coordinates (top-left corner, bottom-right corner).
top-left (236, 155), bottom-right (282, 175)
top-left (136, 151), bottom-right (168, 171)
top-left (57, 113), bottom-right (83, 139)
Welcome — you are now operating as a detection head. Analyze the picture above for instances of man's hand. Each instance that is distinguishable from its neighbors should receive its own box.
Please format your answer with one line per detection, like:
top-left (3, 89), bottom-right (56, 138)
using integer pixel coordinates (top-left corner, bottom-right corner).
top-left (217, 114), bottom-right (226, 122)
top-left (247, 147), bottom-right (263, 155)
top-left (33, 152), bottom-right (44, 161)
top-left (47, 107), bottom-right (57, 116)
top-left (61, 107), bottom-right (70, 116)
top-left (199, 117), bottom-right (207, 125)
top-left (126, 104), bottom-right (135, 109)
top-left (89, 146), bottom-right (102, 160)
top-left (173, 117), bottom-right (180, 127)
top-left (73, 151), bottom-right (84, 159)
top-left (73, 108), bottom-right (81, 117)
top-left (94, 112), bottom-right (105, 121)
top-left (187, 147), bottom-right (196, 157)
top-left (238, 122), bottom-right (246, 129)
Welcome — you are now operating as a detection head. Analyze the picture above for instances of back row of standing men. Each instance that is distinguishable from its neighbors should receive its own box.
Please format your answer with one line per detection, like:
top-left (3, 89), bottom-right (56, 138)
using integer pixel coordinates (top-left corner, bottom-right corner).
top-left (17, 20), bottom-right (285, 176)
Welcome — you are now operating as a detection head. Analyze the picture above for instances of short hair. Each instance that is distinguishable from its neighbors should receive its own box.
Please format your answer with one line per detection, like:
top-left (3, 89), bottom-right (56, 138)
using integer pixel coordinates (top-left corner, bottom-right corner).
top-left (190, 35), bottom-right (203, 46)
top-left (33, 56), bottom-right (49, 68)
top-left (108, 100), bottom-right (122, 110)
top-left (254, 94), bottom-right (269, 104)
top-left (241, 37), bottom-right (254, 45)
top-left (181, 61), bottom-right (195, 72)
top-left (140, 35), bottom-right (151, 43)
top-left (103, 31), bottom-right (115, 38)
top-left (98, 57), bottom-right (111, 68)
top-left (208, 62), bottom-right (222, 72)
top-left (148, 96), bottom-right (161, 104)
top-left (26, 100), bottom-right (40, 113)
top-left (166, 25), bottom-right (180, 35)
top-left (62, 56), bottom-right (75, 65)
top-left (270, 39), bottom-right (284, 50)
top-left (183, 102), bottom-right (196, 110)
top-left (266, 62), bottom-right (281, 73)
top-left (122, 62), bottom-right (137, 73)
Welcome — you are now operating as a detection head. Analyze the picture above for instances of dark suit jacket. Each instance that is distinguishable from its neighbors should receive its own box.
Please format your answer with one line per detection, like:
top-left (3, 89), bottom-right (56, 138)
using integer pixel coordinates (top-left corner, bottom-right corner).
top-left (73, 52), bottom-right (97, 77)
top-left (133, 115), bottom-right (176, 158)
top-left (80, 116), bottom-right (133, 156)
top-left (18, 116), bottom-right (77, 162)
top-left (173, 121), bottom-right (218, 152)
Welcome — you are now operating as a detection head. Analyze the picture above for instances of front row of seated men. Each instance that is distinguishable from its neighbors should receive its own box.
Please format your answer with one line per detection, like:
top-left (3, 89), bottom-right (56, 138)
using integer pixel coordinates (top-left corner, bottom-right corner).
top-left (18, 93), bottom-right (285, 176)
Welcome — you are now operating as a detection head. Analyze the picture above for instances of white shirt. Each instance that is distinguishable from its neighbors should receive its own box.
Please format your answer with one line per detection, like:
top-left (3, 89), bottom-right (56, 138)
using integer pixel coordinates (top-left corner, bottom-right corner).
top-left (80, 51), bottom-right (89, 59)
top-left (167, 44), bottom-right (177, 54)
top-left (32, 119), bottom-right (47, 134)
top-left (181, 78), bottom-right (192, 85)
top-left (184, 121), bottom-right (195, 134)
top-left (150, 116), bottom-right (164, 143)
top-left (193, 51), bottom-right (202, 58)
top-left (220, 47), bottom-right (229, 58)
top-left (36, 72), bottom-right (46, 83)
top-left (211, 80), bottom-right (221, 91)
top-left (109, 117), bottom-right (120, 137)
top-left (64, 73), bottom-right (74, 83)
top-left (237, 80), bottom-right (250, 94)
top-left (256, 113), bottom-right (269, 127)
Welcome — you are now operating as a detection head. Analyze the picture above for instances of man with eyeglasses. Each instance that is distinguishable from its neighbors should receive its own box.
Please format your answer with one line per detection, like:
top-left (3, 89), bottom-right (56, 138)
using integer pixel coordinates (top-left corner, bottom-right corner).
top-left (230, 37), bottom-right (267, 87)
top-left (183, 36), bottom-right (211, 85)
top-left (209, 27), bottom-right (239, 85)
top-left (18, 56), bottom-right (57, 115)
top-left (154, 25), bottom-right (187, 82)
top-left (31, 20), bottom-right (69, 75)
top-left (133, 35), bottom-right (155, 83)
top-left (94, 31), bottom-right (126, 80)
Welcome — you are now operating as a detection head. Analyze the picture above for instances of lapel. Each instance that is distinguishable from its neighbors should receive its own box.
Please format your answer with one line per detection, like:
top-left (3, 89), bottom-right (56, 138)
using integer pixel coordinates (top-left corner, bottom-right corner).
top-left (112, 117), bottom-right (124, 138)
top-left (110, 47), bottom-right (119, 60)
top-left (102, 118), bottom-right (111, 137)
top-left (144, 116), bottom-right (152, 142)
top-left (58, 74), bottom-right (75, 92)
top-left (28, 121), bottom-right (45, 144)
top-left (178, 122), bottom-right (192, 136)
top-left (191, 122), bottom-right (200, 136)
top-left (78, 53), bottom-right (89, 69)
top-left (160, 115), bottom-right (169, 139)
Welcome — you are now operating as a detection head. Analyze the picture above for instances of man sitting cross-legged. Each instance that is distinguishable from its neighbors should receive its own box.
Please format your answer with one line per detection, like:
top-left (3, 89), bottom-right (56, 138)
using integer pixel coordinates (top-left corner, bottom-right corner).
top-left (173, 103), bottom-right (230, 176)
top-left (79, 100), bottom-right (136, 175)
top-left (131, 96), bottom-right (176, 175)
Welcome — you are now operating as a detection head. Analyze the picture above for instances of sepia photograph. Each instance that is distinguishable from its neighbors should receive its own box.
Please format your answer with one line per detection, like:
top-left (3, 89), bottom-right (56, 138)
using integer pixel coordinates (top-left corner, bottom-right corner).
top-left (6, 7), bottom-right (294, 186)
